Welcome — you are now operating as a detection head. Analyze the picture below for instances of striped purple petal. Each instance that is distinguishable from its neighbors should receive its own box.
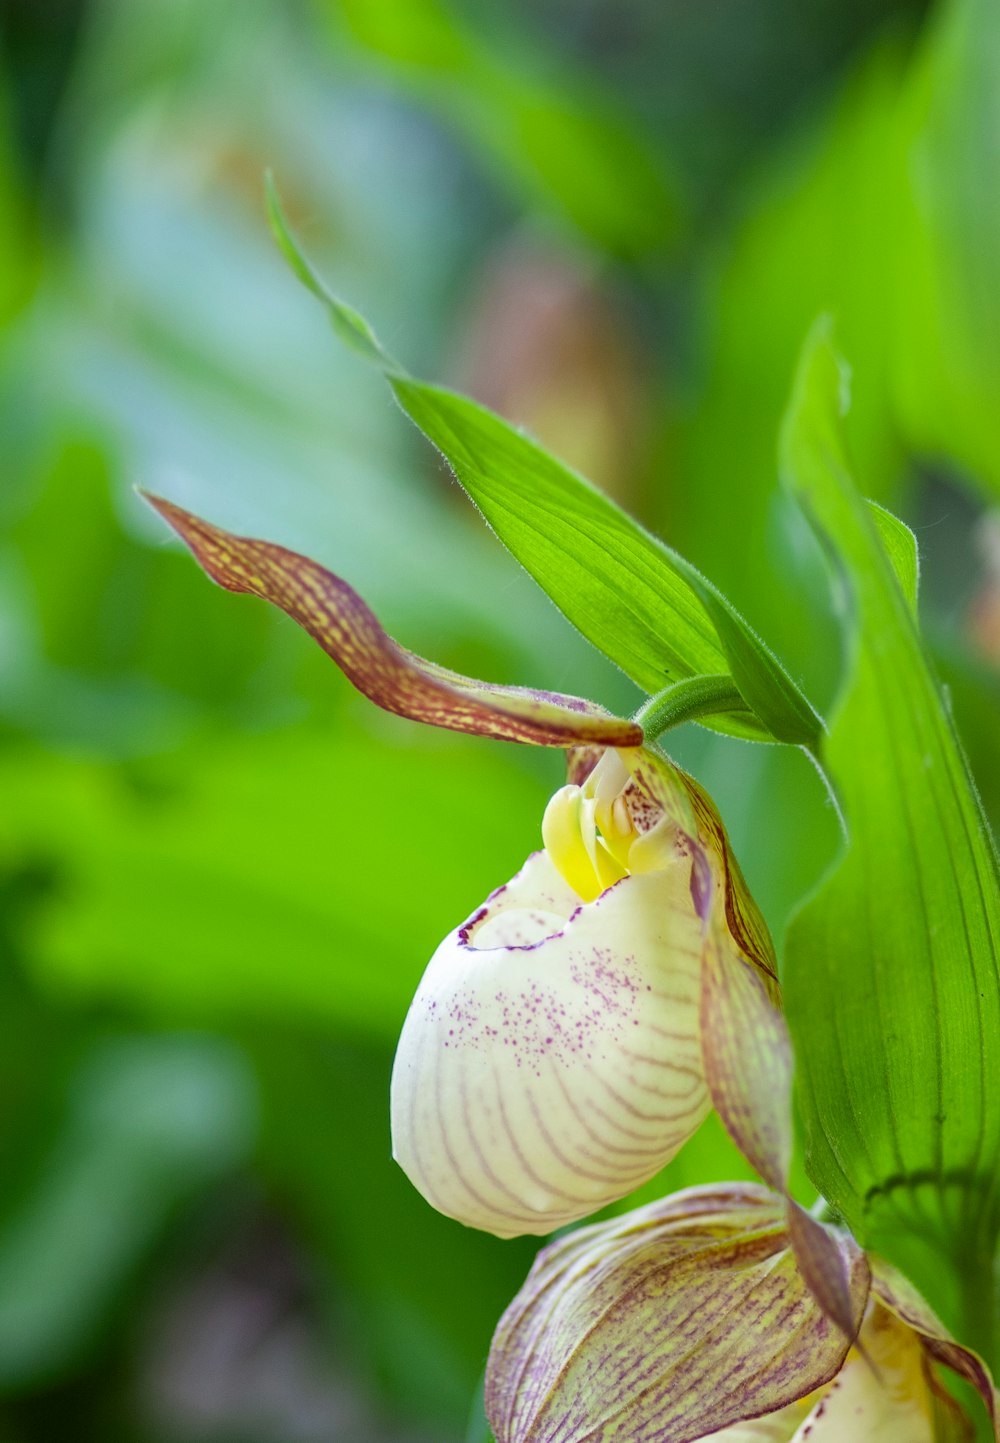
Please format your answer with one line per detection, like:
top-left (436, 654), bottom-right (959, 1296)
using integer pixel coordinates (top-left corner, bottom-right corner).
top-left (144, 495), bottom-right (642, 749)
top-left (485, 1183), bottom-right (870, 1443)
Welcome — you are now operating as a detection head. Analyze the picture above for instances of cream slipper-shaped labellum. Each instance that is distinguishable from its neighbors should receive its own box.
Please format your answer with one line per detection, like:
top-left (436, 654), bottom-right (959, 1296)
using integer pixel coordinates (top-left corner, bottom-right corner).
top-left (390, 839), bottom-right (710, 1236)
top-left (147, 493), bottom-right (840, 1291)
top-left (486, 1183), bottom-right (997, 1443)
top-left (144, 493), bottom-right (779, 1238)
top-left (390, 744), bottom-right (785, 1237)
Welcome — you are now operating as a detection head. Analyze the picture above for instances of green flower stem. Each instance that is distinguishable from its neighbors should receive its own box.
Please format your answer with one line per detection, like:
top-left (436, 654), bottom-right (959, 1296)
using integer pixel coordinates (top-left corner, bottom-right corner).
top-left (634, 675), bottom-right (752, 743)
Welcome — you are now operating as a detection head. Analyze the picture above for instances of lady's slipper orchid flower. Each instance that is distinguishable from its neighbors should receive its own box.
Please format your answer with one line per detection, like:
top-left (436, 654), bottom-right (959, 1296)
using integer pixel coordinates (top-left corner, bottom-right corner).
top-left (390, 748), bottom-right (715, 1235)
top-left (486, 1183), bottom-right (999, 1443)
top-left (145, 454), bottom-right (995, 1428)
top-left (144, 500), bottom-right (811, 1261)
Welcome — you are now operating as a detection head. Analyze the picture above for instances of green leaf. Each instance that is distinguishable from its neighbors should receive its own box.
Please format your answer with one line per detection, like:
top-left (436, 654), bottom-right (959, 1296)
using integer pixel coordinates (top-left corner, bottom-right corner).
top-left (893, 0), bottom-right (1000, 497)
top-left (662, 543), bottom-right (826, 746)
top-left (780, 320), bottom-right (1000, 1351)
top-left (266, 184), bottom-right (822, 749)
top-left (322, 0), bottom-right (680, 257)
top-left (866, 499), bottom-right (919, 614)
top-left (392, 382), bottom-right (821, 749)
top-left (265, 174), bottom-right (395, 369)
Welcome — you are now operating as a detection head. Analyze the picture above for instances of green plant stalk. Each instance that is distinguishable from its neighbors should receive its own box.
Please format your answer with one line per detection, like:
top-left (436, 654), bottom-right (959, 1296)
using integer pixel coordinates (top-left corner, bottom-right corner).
top-left (634, 674), bottom-right (751, 742)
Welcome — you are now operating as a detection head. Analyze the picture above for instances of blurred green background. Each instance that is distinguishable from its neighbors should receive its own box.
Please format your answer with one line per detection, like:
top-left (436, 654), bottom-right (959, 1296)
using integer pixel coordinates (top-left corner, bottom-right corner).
top-left (2, 0), bottom-right (1000, 1438)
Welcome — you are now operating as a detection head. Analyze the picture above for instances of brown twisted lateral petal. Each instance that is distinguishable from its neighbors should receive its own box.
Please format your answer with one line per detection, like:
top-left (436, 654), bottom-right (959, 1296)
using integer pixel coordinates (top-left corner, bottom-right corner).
top-left (144, 496), bottom-right (644, 748)
top-left (623, 749), bottom-right (862, 1342)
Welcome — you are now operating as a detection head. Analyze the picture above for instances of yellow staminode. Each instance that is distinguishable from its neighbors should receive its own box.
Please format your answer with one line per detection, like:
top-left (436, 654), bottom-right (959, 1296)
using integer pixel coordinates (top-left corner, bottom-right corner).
top-left (542, 754), bottom-right (684, 902)
top-left (541, 786), bottom-right (618, 901)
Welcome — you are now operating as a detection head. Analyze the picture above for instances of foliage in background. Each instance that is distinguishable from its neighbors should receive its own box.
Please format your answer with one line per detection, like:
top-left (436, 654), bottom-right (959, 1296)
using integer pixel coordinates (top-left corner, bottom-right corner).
top-left (2, 0), bottom-right (1000, 1439)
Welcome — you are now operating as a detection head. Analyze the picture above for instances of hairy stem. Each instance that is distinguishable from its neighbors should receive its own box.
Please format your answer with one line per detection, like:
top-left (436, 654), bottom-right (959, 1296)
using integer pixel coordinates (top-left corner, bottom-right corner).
top-left (634, 674), bottom-right (751, 742)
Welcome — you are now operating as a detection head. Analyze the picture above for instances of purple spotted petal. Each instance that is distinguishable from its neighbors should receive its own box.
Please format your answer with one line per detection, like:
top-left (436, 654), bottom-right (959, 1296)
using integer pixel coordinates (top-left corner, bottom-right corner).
top-left (390, 846), bottom-right (711, 1236)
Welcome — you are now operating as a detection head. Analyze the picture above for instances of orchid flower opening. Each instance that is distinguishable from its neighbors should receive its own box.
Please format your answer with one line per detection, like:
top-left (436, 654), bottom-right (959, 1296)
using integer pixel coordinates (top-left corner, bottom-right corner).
top-left (389, 748), bottom-right (712, 1236)
top-left (144, 452), bottom-right (1000, 1438)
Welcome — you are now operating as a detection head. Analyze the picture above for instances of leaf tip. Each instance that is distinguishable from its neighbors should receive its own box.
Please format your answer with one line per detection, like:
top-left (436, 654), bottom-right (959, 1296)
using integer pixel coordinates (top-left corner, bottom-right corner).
top-left (262, 169), bottom-right (324, 302)
top-left (262, 171), bottom-right (398, 373)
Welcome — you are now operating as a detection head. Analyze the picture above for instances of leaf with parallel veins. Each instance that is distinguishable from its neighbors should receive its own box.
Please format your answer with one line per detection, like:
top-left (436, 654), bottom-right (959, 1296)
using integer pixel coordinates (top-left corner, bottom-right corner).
top-left (780, 321), bottom-right (1000, 1349)
top-left (264, 175), bottom-right (823, 749)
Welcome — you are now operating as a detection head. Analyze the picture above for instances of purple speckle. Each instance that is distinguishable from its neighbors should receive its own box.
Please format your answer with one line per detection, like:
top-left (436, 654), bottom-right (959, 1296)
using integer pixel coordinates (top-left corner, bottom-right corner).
top-left (430, 948), bottom-right (644, 1074)
top-left (458, 906), bottom-right (489, 945)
